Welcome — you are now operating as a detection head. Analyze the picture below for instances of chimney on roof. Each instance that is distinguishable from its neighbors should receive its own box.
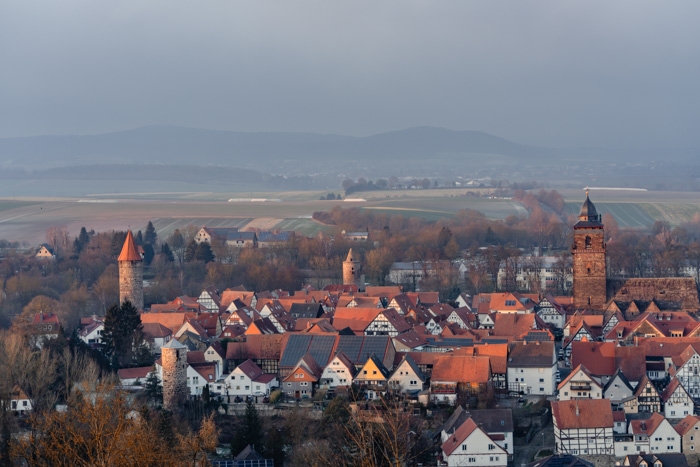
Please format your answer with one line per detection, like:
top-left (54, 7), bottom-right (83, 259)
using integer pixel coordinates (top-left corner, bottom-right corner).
top-left (575, 400), bottom-right (579, 416)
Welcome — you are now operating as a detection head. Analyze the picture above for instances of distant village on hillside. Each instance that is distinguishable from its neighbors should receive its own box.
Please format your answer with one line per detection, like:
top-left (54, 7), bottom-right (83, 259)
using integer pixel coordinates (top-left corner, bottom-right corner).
top-left (6, 192), bottom-right (700, 467)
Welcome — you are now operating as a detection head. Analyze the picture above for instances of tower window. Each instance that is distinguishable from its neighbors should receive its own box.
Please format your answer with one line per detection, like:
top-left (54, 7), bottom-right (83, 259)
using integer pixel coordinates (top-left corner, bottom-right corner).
top-left (587, 268), bottom-right (591, 275)
top-left (585, 236), bottom-right (592, 249)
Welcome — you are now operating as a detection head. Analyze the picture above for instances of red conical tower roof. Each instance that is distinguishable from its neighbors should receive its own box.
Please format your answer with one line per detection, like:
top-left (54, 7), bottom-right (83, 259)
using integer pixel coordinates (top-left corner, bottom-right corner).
top-left (118, 230), bottom-right (142, 262)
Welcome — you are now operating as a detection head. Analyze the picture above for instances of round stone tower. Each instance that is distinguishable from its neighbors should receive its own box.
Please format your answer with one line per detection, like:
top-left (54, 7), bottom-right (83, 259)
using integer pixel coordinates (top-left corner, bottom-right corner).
top-left (161, 339), bottom-right (188, 410)
top-left (343, 248), bottom-right (361, 286)
top-left (118, 230), bottom-right (143, 311)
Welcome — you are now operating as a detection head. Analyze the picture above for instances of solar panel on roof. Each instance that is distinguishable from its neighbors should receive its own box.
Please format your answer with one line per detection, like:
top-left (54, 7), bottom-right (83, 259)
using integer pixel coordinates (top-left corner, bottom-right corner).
top-left (279, 334), bottom-right (312, 367)
top-left (437, 338), bottom-right (474, 347)
top-left (336, 335), bottom-right (364, 361)
top-left (308, 335), bottom-right (336, 367)
top-left (481, 338), bottom-right (508, 344)
top-left (359, 336), bottom-right (388, 363)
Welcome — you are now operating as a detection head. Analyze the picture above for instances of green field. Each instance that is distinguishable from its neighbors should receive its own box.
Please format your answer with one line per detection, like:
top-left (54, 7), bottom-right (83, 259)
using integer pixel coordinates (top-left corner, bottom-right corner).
top-left (0, 188), bottom-right (697, 245)
top-left (363, 196), bottom-right (528, 220)
top-left (563, 190), bottom-right (700, 228)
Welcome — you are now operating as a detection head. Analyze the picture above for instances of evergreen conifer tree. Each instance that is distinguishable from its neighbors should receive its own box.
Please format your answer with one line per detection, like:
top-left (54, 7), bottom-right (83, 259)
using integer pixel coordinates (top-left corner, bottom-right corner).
top-left (102, 300), bottom-right (143, 369)
top-left (144, 221), bottom-right (157, 245)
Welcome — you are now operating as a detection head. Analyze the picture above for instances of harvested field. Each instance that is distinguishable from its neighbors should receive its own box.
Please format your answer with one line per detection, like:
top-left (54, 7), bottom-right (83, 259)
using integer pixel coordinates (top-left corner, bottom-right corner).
top-left (242, 218), bottom-right (284, 231)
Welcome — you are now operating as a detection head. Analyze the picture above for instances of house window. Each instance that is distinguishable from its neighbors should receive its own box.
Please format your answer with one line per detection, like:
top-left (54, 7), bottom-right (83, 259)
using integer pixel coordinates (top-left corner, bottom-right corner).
top-left (462, 445), bottom-right (467, 451)
top-left (488, 444), bottom-right (495, 450)
top-left (468, 458), bottom-right (476, 463)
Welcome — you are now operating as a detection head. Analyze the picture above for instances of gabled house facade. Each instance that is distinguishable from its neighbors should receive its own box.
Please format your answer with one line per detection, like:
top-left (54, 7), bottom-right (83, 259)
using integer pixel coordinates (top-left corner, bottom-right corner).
top-left (557, 365), bottom-right (603, 401)
top-left (628, 413), bottom-right (680, 455)
top-left (9, 386), bottom-right (32, 415)
top-left (365, 308), bottom-right (410, 337)
top-left (440, 418), bottom-right (508, 467)
top-left (635, 377), bottom-right (662, 413)
top-left (672, 345), bottom-right (700, 401)
top-left (320, 352), bottom-right (356, 389)
top-left (224, 359), bottom-right (278, 398)
top-left (674, 414), bottom-right (700, 454)
top-left (660, 378), bottom-right (693, 420)
top-left (604, 369), bottom-right (637, 413)
top-left (388, 354), bottom-right (426, 395)
top-left (536, 296), bottom-right (566, 329)
top-left (353, 354), bottom-right (391, 400)
top-left (282, 354), bottom-right (322, 400)
top-left (552, 399), bottom-right (614, 456)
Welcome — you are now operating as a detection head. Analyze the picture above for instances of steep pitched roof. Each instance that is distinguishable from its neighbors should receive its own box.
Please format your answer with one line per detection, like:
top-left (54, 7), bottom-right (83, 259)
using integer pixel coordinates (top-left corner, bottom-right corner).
top-left (441, 418), bottom-right (479, 456)
top-left (674, 414), bottom-right (700, 435)
top-left (431, 355), bottom-right (491, 384)
top-left (508, 341), bottom-right (554, 367)
top-left (357, 354), bottom-right (391, 380)
top-left (235, 359), bottom-right (264, 380)
top-left (558, 364), bottom-right (599, 391)
top-left (118, 230), bottom-right (142, 262)
top-left (225, 334), bottom-right (288, 361)
top-left (633, 376), bottom-right (659, 398)
top-left (660, 377), bottom-right (689, 403)
top-left (571, 341), bottom-right (616, 377)
top-left (141, 322), bottom-right (172, 339)
top-left (603, 368), bottom-right (635, 394)
top-left (391, 354), bottom-right (426, 382)
top-left (551, 399), bottom-right (613, 429)
top-left (630, 412), bottom-right (666, 436)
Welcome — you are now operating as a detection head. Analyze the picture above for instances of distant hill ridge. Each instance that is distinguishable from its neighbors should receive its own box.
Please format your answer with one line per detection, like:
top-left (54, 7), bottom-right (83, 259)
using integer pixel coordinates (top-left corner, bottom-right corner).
top-left (0, 125), bottom-right (552, 169)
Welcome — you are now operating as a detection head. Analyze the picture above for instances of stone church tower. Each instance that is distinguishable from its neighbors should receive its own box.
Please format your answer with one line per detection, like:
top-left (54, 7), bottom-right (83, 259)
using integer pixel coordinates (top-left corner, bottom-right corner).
top-left (161, 339), bottom-right (188, 410)
top-left (118, 230), bottom-right (143, 311)
top-left (343, 248), bottom-right (361, 286)
top-left (572, 192), bottom-right (607, 309)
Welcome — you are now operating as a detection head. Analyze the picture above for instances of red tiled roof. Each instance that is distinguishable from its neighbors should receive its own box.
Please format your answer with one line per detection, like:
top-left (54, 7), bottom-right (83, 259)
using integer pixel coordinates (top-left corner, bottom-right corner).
top-left (551, 399), bottom-right (613, 429)
top-left (32, 313), bottom-right (60, 325)
top-left (571, 341), bottom-right (616, 377)
top-left (442, 418), bottom-right (478, 456)
top-left (117, 366), bottom-right (153, 380)
top-left (118, 230), bottom-right (142, 262)
top-left (630, 412), bottom-right (666, 436)
top-left (613, 411), bottom-right (626, 422)
top-left (235, 359), bottom-right (263, 380)
top-left (675, 414), bottom-right (700, 435)
top-left (431, 355), bottom-right (491, 384)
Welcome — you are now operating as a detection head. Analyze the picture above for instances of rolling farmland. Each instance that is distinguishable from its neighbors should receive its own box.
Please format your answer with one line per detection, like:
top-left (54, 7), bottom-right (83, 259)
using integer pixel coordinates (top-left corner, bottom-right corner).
top-left (562, 189), bottom-right (700, 228)
top-left (0, 188), bottom-right (696, 245)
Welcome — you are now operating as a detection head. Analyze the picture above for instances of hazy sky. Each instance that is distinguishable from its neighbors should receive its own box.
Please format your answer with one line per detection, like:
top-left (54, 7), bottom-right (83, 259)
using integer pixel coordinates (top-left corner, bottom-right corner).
top-left (2, 1), bottom-right (700, 147)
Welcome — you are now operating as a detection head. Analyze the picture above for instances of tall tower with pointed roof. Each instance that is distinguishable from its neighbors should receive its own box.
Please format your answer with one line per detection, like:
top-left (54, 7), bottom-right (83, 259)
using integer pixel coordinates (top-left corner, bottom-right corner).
top-left (343, 248), bottom-right (361, 286)
top-left (118, 230), bottom-right (143, 311)
top-left (572, 191), bottom-right (607, 309)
